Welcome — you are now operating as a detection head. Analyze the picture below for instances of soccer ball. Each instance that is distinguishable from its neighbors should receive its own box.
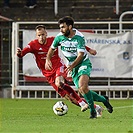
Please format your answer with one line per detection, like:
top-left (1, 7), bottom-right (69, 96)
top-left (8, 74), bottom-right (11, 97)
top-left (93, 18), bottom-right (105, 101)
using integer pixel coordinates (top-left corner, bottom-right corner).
top-left (53, 101), bottom-right (68, 116)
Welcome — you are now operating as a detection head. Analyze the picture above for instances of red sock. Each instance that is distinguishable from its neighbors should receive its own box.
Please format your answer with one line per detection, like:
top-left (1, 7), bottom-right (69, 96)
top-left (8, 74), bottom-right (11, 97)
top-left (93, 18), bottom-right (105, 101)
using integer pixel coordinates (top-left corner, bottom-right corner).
top-left (61, 83), bottom-right (81, 101)
top-left (50, 83), bottom-right (66, 97)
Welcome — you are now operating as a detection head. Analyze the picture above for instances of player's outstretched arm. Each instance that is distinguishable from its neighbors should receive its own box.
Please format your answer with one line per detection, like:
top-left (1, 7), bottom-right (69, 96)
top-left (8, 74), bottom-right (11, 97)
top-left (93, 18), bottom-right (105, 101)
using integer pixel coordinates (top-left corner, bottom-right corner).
top-left (85, 46), bottom-right (97, 55)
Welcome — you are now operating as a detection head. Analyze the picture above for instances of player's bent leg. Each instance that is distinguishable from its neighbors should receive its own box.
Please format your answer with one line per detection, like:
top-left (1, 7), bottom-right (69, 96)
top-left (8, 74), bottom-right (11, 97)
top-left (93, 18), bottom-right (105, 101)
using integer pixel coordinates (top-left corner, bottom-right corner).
top-left (89, 90), bottom-right (113, 113)
top-left (51, 81), bottom-right (85, 108)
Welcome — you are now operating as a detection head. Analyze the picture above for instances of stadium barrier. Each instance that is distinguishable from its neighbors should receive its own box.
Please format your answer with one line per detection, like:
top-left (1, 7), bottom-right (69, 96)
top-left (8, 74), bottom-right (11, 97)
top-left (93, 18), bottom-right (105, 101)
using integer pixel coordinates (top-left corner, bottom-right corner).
top-left (12, 18), bottom-right (133, 99)
top-left (14, 77), bottom-right (133, 99)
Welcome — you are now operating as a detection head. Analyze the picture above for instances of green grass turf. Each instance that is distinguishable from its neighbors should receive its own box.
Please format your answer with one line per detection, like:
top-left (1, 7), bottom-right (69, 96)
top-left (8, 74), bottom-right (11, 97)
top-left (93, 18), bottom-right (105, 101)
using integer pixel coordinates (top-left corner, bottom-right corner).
top-left (0, 98), bottom-right (132, 133)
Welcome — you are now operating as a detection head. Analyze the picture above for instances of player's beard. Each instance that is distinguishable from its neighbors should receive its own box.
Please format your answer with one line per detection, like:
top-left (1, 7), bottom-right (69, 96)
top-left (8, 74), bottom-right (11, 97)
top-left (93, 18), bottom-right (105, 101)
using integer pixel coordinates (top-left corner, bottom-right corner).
top-left (63, 29), bottom-right (70, 37)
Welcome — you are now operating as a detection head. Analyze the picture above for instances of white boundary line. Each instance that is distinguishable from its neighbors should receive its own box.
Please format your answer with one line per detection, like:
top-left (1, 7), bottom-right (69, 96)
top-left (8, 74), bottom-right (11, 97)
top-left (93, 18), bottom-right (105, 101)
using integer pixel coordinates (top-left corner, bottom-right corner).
top-left (113, 105), bottom-right (133, 109)
top-left (103, 105), bottom-right (133, 110)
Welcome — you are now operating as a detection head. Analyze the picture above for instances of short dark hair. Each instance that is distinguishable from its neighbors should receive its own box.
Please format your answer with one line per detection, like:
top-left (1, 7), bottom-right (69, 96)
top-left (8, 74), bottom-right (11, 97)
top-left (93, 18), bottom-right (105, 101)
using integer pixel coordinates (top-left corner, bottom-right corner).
top-left (35, 25), bottom-right (46, 30)
top-left (58, 16), bottom-right (74, 27)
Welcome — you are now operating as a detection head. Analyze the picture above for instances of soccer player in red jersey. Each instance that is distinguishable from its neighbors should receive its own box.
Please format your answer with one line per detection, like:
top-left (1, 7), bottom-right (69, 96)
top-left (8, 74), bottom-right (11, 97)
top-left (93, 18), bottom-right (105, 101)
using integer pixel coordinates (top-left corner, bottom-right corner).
top-left (17, 25), bottom-right (103, 115)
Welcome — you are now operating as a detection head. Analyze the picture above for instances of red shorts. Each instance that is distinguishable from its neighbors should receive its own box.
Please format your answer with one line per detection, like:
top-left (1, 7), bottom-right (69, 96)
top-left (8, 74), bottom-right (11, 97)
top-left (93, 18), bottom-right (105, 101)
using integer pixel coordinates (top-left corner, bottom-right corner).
top-left (45, 64), bottom-right (67, 84)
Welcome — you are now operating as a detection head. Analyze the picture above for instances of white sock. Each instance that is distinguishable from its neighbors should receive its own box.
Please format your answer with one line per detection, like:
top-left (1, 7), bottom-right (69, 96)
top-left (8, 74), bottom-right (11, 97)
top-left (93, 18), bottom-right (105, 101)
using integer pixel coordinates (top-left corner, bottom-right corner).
top-left (78, 101), bottom-right (86, 107)
top-left (95, 105), bottom-right (100, 111)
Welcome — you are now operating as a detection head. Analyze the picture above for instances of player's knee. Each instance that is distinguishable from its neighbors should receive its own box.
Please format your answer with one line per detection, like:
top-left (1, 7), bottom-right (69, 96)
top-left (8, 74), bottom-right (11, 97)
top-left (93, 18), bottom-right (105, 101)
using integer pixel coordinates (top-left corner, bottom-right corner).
top-left (55, 81), bottom-right (64, 88)
top-left (55, 76), bottom-right (65, 88)
top-left (79, 85), bottom-right (89, 94)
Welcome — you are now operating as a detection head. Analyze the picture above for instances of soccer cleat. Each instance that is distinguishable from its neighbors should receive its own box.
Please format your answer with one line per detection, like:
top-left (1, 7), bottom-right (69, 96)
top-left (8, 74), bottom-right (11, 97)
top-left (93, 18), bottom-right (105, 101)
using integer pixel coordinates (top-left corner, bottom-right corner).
top-left (96, 105), bottom-right (104, 117)
top-left (81, 103), bottom-right (89, 112)
top-left (103, 96), bottom-right (113, 113)
top-left (90, 111), bottom-right (97, 119)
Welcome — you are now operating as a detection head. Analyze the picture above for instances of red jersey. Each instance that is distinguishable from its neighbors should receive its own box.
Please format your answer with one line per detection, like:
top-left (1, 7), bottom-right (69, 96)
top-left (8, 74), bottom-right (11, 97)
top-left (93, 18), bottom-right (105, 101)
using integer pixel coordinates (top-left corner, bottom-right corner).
top-left (18, 37), bottom-right (64, 77)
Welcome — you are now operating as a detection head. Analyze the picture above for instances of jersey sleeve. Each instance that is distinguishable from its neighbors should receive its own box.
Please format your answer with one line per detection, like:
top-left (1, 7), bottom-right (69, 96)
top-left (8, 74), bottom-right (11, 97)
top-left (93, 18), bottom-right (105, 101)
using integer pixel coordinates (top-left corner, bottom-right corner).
top-left (18, 42), bottom-right (33, 57)
top-left (51, 35), bottom-right (61, 49)
top-left (85, 46), bottom-right (91, 52)
top-left (21, 45), bottom-right (32, 56)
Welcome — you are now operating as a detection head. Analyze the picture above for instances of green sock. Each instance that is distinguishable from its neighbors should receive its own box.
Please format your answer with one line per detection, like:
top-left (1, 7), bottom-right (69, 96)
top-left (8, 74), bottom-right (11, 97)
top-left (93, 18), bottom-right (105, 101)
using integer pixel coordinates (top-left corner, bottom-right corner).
top-left (90, 90), bottom-right (106, 103)
top-left (83, 91), bottom-right (95, 112)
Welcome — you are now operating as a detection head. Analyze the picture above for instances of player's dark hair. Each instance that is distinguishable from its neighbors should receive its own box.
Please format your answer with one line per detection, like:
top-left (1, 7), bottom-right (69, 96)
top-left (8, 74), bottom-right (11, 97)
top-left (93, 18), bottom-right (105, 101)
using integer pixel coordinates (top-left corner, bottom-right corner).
top-left (35, 25), bottom-right (46, 30)
top-left (58, 16), bottom-right (74, 27)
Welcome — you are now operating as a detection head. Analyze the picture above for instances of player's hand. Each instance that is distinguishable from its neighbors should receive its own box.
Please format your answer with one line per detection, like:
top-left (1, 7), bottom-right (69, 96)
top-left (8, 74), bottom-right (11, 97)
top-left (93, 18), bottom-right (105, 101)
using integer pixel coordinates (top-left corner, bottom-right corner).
top-left (65, 65), bottom-right (73, 73)
top-left (45, 59), bottom-right (53, 70)
top-left (17, 47), bottom-right (22, 55)
top-left (89, 49), bottom-right (97, 55)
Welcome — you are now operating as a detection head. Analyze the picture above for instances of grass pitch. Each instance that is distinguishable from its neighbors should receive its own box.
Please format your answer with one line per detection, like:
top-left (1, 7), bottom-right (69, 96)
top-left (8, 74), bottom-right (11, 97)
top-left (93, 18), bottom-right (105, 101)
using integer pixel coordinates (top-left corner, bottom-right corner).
top-left (0, 98), bottom-right (132, 133)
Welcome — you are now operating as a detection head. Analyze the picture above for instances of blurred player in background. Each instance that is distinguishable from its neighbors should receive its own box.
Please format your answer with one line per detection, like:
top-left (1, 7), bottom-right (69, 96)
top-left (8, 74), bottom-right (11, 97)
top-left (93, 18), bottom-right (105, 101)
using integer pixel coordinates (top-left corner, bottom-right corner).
top-left (45, 16), bottom-right (113, 118)
top-left (17, 25), bottom-right (103, 117)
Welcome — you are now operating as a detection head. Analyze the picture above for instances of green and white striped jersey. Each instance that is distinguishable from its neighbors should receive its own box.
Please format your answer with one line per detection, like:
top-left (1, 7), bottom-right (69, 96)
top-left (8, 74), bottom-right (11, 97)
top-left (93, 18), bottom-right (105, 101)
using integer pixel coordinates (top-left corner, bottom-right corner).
top-left (51, 29), bottom-right (89, 64)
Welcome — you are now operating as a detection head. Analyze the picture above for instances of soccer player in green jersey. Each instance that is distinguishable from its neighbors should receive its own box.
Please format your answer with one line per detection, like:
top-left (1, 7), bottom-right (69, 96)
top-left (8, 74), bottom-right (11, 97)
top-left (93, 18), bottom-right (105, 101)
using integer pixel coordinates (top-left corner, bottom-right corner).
top-left (45, 16), bottom-right (113, 118)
